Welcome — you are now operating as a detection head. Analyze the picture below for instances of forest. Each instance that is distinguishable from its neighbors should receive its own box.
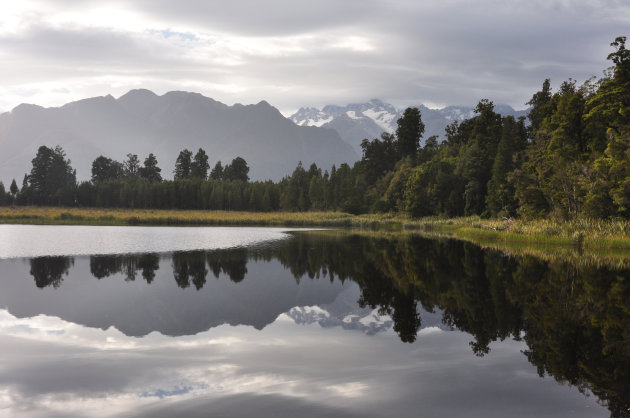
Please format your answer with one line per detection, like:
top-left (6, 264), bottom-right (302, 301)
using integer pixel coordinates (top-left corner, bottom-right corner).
top-left (1, 36), bottom-right (629, 220)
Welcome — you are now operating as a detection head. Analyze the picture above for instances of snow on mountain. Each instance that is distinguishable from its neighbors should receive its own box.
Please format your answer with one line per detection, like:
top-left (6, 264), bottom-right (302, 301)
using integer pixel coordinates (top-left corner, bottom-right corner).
top-left (290, 106), bottom-right (334, 127)
top-left (441, 106), bottom-right (477, 121)
top-left (285, 285), bottom-right (450, 336)
top-left (289, 99), bottom-right (528, 156)
top-left (287, 305), bottom-right (393, 335)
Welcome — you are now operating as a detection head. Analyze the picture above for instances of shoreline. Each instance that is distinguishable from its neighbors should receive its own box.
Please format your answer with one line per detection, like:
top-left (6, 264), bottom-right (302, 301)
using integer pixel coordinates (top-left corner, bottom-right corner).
top-left (2, 206), bottom-right (630, 250)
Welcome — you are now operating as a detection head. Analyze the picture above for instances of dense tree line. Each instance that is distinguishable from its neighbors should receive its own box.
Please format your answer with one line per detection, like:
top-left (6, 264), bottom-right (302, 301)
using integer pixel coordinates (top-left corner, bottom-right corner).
top-left (2, 37), bottom-right (629, 219)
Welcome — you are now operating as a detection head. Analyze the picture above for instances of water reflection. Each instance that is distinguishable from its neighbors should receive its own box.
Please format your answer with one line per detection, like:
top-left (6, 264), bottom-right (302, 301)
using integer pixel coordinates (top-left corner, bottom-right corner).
top-left (29, 256), bottom-right (74, 288)
top-left (2, 231), bottom-right (629, 415)
top-left (90, 253), bottom-right (161, 283)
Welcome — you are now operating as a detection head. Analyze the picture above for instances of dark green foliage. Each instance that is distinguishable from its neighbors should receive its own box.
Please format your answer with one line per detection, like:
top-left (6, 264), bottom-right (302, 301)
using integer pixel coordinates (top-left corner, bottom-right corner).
top-left (223, 157), bottom-right (249, 182)
top-left (359, 132), bottom-right (398, 184)
top-left (191, 148), bottom-right (210, 179)
top-left (526, 79), bottom-right (553, 132)
top-left (210, 161), bottom-right (224, 181)
top-left (91, 155), bottom-right (124, 184)
top-left (486, 116), bottom-right (520, 217)
top-left (10, 179), bottom-right (18, 197)
top-left (28, 145), bottom-right (76, 205)
top-left (124, 154), bottom-right (140, 178)
top-left (174, 149), bottom-right (193, 180)
top-left (0, 182), bottom-right (8, 206)
top-left (396, 107), bottom-right (425, 158)
top-left (140, 153), bottom-right (162, 182)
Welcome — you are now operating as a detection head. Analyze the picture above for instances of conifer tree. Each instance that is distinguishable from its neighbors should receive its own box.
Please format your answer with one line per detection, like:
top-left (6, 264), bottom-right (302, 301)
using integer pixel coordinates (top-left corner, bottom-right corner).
top-left (395, 107), bottom-right (425, 159)
top-left (174, 149), bottom-right (193, 180)
top-left (191, 148), bottom-right (210, 179)
top-left (140, 153), bottom-right (162, 182)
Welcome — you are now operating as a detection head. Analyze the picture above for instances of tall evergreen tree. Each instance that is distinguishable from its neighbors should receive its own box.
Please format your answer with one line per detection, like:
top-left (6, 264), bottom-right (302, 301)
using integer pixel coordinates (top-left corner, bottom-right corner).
top-left (9, 179), bottom-right (18, 201)
top-left (526, 79), bottom-right (553, 132)
top-left (28, 145), bottom-right (76, 205)
top-left (140, 153), bottom-right (162, 182)
top-left (174, 149), bottom-right (193, 180)
top-left (191, 148), bottom-right (210, 179)
top-left (210, 161), bottom-right (224, 181)
top-left (486, 116), bottom-right (517, 217)
top-left (223, 157), bottom-right (249, 182)
top-left (395, 107), bottom-right (425, 159)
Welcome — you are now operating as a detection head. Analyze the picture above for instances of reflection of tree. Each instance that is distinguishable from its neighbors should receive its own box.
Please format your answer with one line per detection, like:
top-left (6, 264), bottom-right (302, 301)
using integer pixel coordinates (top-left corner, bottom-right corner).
top-left (206, 248), bottom-right (248, 283)
top-left (172, 251), bottom-right (208, 290)
top-left (90, 253), bottom-right (160, 283)
top-left (24, 231), bottom-right (630, 415)
top-left (269, 232), bottom-right (630, 415)
top-left (29, 256), bottom-right (74, 288)
top-left (508, 257), bottom-right (630, 418)
top-left (138, 253), bottom-right (160, 284)
top-left (90, 255), bottom-right (121, 279)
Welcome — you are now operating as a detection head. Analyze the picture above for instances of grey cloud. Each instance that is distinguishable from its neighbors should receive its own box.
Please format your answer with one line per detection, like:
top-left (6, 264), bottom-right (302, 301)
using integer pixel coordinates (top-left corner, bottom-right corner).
top-left (1, 0), bottom-right (628, 113)
top-left (0, 27), bottom-right (176, 68)
top-left (128, 0), bottom-right (384, 36)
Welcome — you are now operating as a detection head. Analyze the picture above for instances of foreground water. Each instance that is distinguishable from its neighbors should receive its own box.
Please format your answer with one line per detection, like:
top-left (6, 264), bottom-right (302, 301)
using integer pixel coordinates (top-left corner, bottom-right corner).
top-left (0, 225), bottom-right (627, 417)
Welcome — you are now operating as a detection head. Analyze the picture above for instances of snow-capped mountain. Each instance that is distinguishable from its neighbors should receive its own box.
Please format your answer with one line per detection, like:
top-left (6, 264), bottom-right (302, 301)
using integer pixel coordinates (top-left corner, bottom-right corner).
top-left (289, 99), bottom-right (528, 156)
top-left (289, 107), bottom-right (334, 127)
top-left (285, 285), bottom-right (450, 336)
top-left (287, 305), bottom-right (393, 336)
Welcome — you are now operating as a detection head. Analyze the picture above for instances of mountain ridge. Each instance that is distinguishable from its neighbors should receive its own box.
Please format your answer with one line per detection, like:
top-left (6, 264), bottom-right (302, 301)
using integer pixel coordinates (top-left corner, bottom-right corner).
top-left (0, 90), bottom-right (358, 184)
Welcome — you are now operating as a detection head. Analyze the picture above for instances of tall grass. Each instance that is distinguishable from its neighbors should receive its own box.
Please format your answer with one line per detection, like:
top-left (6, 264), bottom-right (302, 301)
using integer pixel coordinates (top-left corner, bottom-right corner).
top-left (417, 216), bottom-right (630, 250)
top-left (0, 206), bottom-right (407, 228)
top-left (2, 207), bottom-right (630, 250)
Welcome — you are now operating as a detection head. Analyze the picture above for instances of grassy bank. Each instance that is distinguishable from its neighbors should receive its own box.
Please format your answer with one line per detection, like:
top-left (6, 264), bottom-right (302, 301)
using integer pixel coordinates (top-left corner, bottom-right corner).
top-left (302, 229), bottom-right (630, 269)
top-left (0, 206), bottom-right (406, 228)
top-left (415, 216), bottom-right (630, 251)
top-left (2, 206), bottom-right (630, 250)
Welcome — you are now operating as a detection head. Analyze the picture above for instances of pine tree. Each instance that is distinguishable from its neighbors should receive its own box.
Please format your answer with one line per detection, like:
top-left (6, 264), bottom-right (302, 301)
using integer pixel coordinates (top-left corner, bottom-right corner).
top-left (9, 179), bottom-right (18, 204)
top-left (395, 107), bottom-right (425, 159)
top-left (486, 116), bottom-right (517, 217)
top-left (191, 148), bottom-right (210, 179)
top-left (210, 161), bottom-right (224, 181)
top-left (174, 149), bottom-right (193, 180)
top-left (28, 145), bottom-right (76, 205)
top-left (140, 153), bottom-right (162, 182)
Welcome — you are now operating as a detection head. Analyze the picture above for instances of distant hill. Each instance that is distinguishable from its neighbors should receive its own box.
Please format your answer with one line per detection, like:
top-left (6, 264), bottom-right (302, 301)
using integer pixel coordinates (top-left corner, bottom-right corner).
top-left (0, 90), bottom-right (358, 184)
top-left (290, 99), bottom-right (529, 156)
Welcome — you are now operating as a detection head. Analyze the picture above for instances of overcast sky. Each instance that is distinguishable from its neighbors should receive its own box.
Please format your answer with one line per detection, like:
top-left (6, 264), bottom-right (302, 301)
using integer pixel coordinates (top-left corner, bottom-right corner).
top-left (0, 0), bottom-right (628, 115)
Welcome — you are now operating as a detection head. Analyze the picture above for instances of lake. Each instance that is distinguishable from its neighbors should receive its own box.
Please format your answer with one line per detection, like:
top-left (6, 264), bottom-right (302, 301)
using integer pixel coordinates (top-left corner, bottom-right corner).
top-left (0, 225), bottom-right (627, 417)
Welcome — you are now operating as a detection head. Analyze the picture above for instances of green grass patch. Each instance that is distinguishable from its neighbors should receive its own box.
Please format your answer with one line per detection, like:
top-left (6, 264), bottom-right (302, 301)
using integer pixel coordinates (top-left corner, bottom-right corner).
top-left (2, 207), bottom-right (630, 252)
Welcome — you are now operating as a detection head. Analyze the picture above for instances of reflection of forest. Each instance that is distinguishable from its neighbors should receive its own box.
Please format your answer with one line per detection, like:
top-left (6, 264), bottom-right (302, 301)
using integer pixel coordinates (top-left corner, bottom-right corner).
top-left (27, 231), bottom-right (629, 415)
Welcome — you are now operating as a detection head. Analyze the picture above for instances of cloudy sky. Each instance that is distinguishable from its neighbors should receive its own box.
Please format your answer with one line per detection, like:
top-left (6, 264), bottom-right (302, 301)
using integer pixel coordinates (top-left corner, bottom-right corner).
top-left (0, 0), bottom-right (628, 115)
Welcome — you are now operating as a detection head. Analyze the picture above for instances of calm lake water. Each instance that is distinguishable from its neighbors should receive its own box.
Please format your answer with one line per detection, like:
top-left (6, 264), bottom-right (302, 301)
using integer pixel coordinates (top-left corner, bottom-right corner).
top-left (0, 225), bottom-right (627, 417)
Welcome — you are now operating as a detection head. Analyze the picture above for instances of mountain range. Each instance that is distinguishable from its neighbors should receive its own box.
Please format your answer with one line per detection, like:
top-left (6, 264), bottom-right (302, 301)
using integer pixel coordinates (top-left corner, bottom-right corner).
top-left (0, 90), bottom-right (357, 183)
top-left (289, 99), bottom-right (529, 156)
top-left (0, 91), bottom-right (529, 185)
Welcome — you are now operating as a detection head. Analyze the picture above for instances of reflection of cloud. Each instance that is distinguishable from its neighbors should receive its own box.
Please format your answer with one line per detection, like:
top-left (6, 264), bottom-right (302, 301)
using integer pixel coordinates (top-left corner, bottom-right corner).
top-left (418, 326), bottom-right (444, 336)
top-left (0, 308), bottom-right (604, 417)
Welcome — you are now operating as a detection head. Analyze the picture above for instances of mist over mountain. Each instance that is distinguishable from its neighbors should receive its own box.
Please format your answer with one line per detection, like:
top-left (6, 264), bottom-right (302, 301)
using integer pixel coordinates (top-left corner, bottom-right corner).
top-left (290, 99), bottom-right (529, 156)
top-left (0, 90), bottom-right (358, 184)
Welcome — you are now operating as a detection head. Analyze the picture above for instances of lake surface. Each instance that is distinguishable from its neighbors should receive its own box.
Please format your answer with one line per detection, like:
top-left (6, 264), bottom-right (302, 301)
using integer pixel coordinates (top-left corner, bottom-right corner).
top-left (0, 225), bottom-right (627, 417)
